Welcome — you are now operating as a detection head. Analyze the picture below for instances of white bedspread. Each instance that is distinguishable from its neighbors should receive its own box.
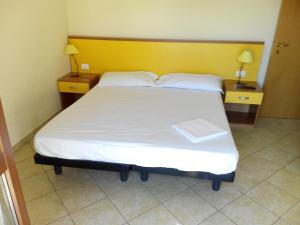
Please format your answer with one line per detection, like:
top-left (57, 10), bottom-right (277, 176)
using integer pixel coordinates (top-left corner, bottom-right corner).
top-left (34, 86), bottom-right (239, 174)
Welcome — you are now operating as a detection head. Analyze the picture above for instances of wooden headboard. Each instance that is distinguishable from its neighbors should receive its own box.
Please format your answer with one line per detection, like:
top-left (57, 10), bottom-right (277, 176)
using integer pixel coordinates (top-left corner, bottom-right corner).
top-left (68, 36), bottom-right (264, 81)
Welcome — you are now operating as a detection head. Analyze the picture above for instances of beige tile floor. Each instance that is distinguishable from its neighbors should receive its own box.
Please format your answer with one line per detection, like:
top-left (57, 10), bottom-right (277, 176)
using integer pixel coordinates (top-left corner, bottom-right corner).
top-left (14, 118), bottom-right (300, 225)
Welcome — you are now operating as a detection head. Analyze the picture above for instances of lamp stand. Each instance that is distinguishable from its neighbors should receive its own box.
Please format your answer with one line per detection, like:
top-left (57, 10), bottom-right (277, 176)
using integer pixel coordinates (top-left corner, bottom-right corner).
top-left (235, 63), bottom-right (247, 89)
top-left (70, 54), bottom-right (80, 77)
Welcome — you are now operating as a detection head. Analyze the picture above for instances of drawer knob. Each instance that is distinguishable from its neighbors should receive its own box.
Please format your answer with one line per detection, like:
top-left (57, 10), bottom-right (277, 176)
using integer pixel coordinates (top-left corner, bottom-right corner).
top-left (69, 86), bottom-right (79, 90)
top-left (238, 96), bottom-right (250, 100)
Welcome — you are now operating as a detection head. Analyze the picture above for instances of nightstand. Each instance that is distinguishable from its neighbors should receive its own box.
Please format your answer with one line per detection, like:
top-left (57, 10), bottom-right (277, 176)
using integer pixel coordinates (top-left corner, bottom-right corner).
top-left (58, 73), bottom-right (100, 109)
top-left (223, 79), bottom-right (264, 125)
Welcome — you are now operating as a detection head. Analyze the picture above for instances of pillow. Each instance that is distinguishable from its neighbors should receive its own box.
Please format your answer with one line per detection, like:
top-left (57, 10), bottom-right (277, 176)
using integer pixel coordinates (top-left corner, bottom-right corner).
top-left (156, 73), bottom-right (223, 92)
top-left (99, 71), bottom-right (158, 87)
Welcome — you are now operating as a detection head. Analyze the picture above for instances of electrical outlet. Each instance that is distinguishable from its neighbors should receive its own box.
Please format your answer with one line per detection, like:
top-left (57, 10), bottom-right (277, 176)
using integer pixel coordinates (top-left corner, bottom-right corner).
top-left (236, 70), bottom-right (246, 78)
top-left (81, 64), bottom-right (90, 71)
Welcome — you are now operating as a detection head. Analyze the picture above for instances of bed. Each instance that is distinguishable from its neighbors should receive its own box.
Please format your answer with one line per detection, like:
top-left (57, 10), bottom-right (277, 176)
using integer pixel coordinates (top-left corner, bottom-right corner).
top-left (34, 83), bottom-right (238, 191)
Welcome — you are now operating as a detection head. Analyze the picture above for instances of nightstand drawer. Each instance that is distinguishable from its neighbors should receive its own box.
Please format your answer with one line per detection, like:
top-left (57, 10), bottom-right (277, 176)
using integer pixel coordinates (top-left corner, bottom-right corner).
top-left (225, 91), bottom-right (263, 104)
top-left (58, 82), bottom-right (89, 94)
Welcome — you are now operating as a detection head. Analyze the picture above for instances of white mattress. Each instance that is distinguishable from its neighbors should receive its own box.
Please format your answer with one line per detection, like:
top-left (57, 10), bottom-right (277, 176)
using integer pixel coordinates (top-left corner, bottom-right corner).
top-left (34, 86), bottom-right (239, 174)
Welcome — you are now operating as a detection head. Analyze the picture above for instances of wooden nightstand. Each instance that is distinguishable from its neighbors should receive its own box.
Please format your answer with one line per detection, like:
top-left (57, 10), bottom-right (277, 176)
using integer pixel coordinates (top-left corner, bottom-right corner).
top-left (58, 73), bottom-right (100, 109)
top-left (223, 80), bottom-right (264, 125)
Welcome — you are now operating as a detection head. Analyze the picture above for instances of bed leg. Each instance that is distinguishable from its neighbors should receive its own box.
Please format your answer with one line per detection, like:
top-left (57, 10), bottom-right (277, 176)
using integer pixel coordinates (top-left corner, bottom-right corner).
top-left (120, 170), bottom-right (129, 182)
top-left (54, 165), bottom-right (62, 175)
top-left (140, 171), bottom-right (149, 182)
top-left (212, 179), bottom-right (221, 191)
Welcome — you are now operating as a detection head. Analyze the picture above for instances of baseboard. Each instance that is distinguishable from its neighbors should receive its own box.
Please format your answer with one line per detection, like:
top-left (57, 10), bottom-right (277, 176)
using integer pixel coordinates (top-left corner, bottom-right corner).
top-left (12, 129), bottom-right (36, 152)
top-left (12, 110), bottom-right (62, 152)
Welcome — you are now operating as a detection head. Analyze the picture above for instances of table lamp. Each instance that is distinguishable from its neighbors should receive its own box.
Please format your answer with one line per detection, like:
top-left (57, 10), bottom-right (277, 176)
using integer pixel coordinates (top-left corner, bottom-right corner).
top-left (64, 44), bottom-right (79, 77)
top-left (236, 50), bottom-right (254, 88)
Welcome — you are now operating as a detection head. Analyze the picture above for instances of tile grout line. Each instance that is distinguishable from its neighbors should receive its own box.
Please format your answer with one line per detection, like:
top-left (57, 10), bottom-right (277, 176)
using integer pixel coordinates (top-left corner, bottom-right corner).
top-left (55, 173), bottom-right (119, 221)
top-left (229, 124), bottom-right (300, 221)
top-left (159, 185), bottom-right (221, 225)
top-left (19, 120), bottom-right (300, 225)
top-left (199, 125), bottom-right (300, 222)
top-left (272, 199), bottom-right (300, 224)
top-left (160, 203), bottom-right (186, 225)
top-left (238, 125), bottom-right (300, 162)
top-left (104, 179), bottom-right (160, 223)
top-left (125, 204), bottom-right (162, 224)
top-left (233, 126), bottom-right (300, 194)
top-left (45, 215), bottom-right (74, 225)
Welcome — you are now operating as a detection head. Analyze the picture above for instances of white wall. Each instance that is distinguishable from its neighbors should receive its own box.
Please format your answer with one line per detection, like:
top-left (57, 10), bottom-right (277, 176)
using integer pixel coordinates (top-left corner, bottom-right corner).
top-left (0, 0), bottom-right (282, 145)
top-left (0, 0), bottom-right (69, 145)
top-left (66, 0), bottom-right (282, 85)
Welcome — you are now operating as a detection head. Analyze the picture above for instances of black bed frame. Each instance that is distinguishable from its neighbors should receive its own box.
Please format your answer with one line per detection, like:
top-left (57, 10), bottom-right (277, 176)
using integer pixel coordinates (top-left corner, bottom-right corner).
top-left (34, 153), bottom-right (235, 191)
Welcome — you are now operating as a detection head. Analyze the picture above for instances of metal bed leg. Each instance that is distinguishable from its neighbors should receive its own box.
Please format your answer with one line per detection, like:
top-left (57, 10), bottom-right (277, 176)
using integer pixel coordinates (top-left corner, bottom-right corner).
top-left (141, 171), bottom-right (149, 181)
top-left (140, 171), bottom-right (149, 181)
top-left (54, 165), bottom-right (62, 175)
top-left (120, 170), bottom-right (129, 182)
top-left (212, 179), bottom-right (221, 191)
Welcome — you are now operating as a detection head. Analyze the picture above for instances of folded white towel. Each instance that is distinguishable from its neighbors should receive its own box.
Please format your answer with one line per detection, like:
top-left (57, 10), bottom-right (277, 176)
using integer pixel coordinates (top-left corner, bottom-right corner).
top-left (173, 118), bottom-right (228, 143)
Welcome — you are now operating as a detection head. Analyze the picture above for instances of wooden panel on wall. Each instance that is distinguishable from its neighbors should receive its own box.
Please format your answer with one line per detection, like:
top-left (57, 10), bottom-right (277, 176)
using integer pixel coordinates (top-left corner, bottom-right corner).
top-left (69, 36), bottom-right (264, 81)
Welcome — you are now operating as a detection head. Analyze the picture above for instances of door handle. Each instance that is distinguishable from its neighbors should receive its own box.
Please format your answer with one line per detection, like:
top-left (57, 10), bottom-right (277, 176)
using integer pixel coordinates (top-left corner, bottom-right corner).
top-left (238, 96), bottom-right (250, 101)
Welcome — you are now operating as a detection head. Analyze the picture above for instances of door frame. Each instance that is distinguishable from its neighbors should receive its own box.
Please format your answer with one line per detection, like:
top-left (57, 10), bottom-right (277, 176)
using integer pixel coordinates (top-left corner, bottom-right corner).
top-left (0, 99), bottom-right (30, 225)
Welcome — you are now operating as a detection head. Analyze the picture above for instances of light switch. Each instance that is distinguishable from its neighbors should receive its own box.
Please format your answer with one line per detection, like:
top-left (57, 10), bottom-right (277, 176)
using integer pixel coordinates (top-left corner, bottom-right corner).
top-left (236, 70), bottom-right (246, 77)
top-left (81, 64), bottom-right (90, 71)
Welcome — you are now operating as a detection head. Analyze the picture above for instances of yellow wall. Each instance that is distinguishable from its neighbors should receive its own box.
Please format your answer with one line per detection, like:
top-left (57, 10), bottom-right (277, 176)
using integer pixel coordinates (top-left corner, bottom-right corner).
top-left (69, 38), bottom-right (264, 81)
top-left (0, 0), bottom-right (69, 145)
top-left (66, 0), bottom-right (282, 85)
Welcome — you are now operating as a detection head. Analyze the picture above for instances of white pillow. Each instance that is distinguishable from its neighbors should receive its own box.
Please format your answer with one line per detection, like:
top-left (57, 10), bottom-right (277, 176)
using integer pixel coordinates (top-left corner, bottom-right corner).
top-left (157, 73), bottom-right (223, 92)
top-left (99, 71), bottom-right (158, 87)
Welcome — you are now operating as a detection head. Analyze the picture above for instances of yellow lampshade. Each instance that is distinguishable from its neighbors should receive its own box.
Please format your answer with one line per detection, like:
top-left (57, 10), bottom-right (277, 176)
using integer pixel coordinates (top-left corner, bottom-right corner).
top-left (64, 44), bottom-right (79, 55)
top-left (238, 50), bottom-right (254, 64)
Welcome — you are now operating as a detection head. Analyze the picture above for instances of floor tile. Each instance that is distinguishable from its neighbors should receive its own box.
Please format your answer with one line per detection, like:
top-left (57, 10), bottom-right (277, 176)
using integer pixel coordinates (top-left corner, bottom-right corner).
top-left (192, 180), bottom-right (241, 209)
top-left (16, 158), bottom-right (44, 180)
top-left (282, 202), bottom-right (300, 225)
top-left (236, 143), bottom-right (259, 159)
top-left (257, 119), bottom-right (300, 135)
top-left (247, 127), bottom-right (281, 144)
top-left (239, 155), bottom-right (281, 179)
top-left (110, 183), bottom-right (159, 220)
top-left (247, 181), bottom-right (298, 216)
top-left (176, 175), bottom-right (200, 187)
top-left (272, 134), bottom-right (300, 156)
top-left (272, 218), bottom-right (292, 225)
top-left (129, 205), bottom-right (182, 225)
top-left (164, 189), bottom-right (216, 225)
top-left (47, 167), bottom-right (91, 190)
top-left (57, 178), bottom-right (106, 213)
top-left (27, 193), bottom-right (68, 225)
top-left (42, 165), bottom-right (53, 172)
top-left (200, 212), bottom-right (235, 225)
top-left (142, 174), bottom-right (188, 202)
top-left (286, 157), bottom-right (300, 175)
top-left (232, 168), bottom-right (263, 193)
top-left (234, 134), bottom-right (265, 152)
top-left (12, 119), bottom-right (300, 225)
top-left (239, 130), bottom-right (270, 150)
top-left (230, 124), bottom-right (255, 134)
top-left (93, 170), bottom-right (138, 196)
top-left (268, 169), bottom-right (300, 198)
top-left (21, 173), bottom-right (54, 202)
top-left (253, 145), bottom-right (298, 167)
top-left (48, 216), bottom-right (74, 225)
top-left (222, 196), bottom-right (277, 225)
top-left (14, 144), bottom-right (35, 163)
top-left (71, 198), bottom-right (125, 225)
